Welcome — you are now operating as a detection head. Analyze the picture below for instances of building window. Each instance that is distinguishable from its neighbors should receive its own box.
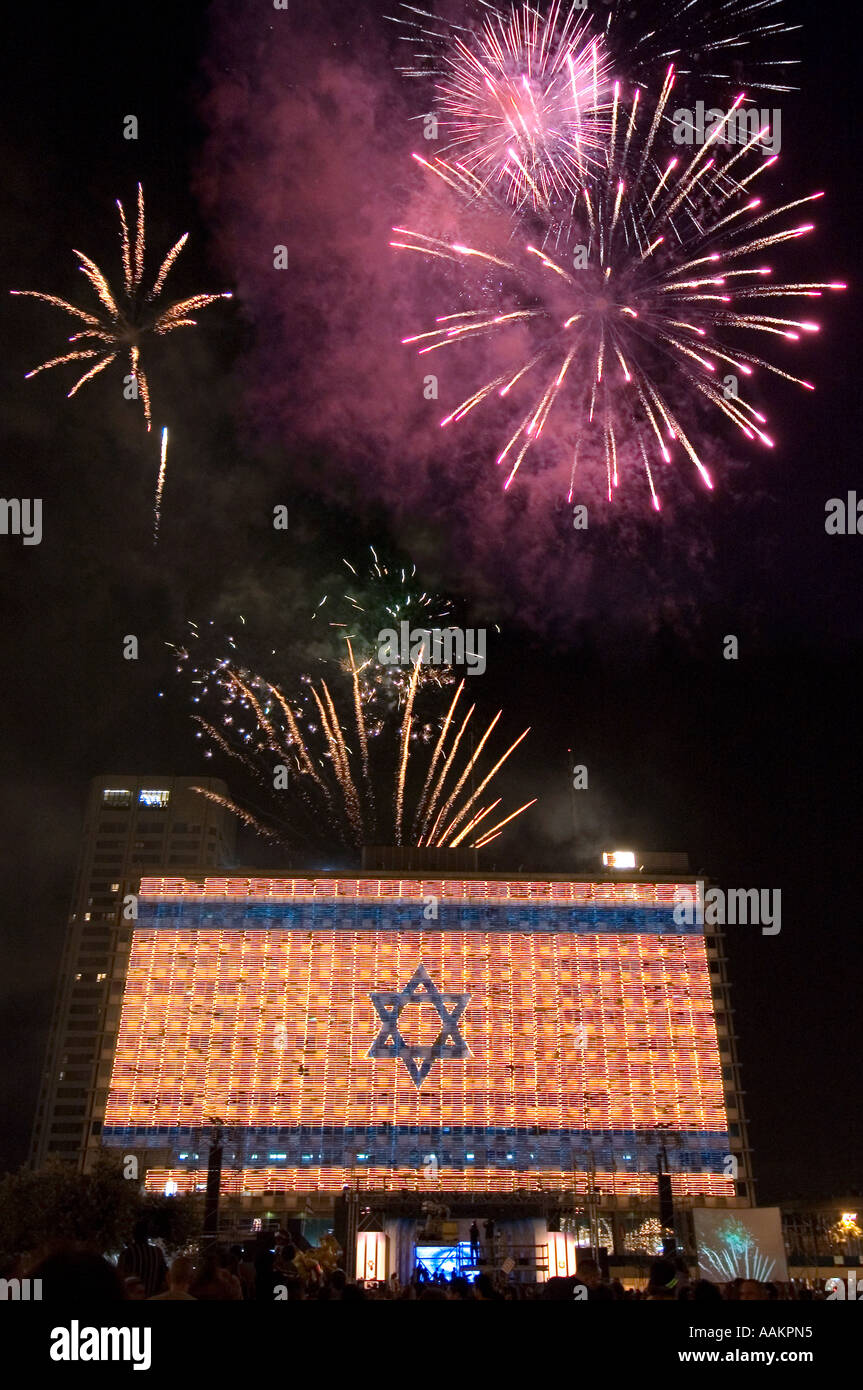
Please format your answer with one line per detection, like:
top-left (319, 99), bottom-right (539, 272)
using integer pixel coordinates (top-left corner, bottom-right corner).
top-left (102, 789), bottom-right (131, 807)
top-left (138, 789), bottom-right (170, 809)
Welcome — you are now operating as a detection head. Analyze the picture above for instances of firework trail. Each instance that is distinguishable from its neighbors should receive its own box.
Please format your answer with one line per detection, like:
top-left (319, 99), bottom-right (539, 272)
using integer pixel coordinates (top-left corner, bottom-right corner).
top-left (11, 184), bottom-right (232, 430)
top-left (388, 0), bottom-right (800, 96)
top-left (392, 0), bottom-right (612, 209)
top-left (153, 427), bottom-right (169, 545)
top-left (172, 630), bottom-right (534, 851)
top-left (394, 72), bottom-right (843, 508)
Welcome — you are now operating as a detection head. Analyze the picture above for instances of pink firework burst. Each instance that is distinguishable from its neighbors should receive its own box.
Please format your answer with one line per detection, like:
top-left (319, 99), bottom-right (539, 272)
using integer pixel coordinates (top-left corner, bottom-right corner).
top-left (393, 70), bottom-right (844, 510)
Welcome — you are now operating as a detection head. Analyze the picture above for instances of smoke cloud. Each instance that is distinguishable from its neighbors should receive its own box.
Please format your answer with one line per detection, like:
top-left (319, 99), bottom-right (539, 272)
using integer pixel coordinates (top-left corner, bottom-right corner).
top-left (196, 4), bottom-right (721, 636)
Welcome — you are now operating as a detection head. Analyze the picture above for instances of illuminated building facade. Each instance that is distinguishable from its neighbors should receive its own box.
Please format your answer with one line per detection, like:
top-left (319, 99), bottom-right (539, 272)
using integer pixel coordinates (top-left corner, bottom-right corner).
top-left (30, 777), bottom-right (237, 1170)
top-left (100, 872), bottom-right (753, 1213)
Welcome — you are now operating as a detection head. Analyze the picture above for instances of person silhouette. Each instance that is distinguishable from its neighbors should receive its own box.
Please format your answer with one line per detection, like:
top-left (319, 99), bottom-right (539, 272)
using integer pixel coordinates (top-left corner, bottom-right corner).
top-left (484, 1218), bottom-right (495, 1258)
top-left (469, 1221), bottom-right (480, 1265)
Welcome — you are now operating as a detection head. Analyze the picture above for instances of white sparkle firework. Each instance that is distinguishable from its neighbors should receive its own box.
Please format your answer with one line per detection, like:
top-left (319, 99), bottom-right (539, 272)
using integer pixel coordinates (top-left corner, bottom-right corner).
top-left (389, 0), bottom-right (800, 95)
top-left (422, 0), bottom-right (612, 208)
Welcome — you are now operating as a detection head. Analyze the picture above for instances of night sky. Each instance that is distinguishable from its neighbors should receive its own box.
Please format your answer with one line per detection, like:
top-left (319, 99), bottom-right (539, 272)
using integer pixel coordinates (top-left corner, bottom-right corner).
top-left (1, 0), bottom-right (860, 1201)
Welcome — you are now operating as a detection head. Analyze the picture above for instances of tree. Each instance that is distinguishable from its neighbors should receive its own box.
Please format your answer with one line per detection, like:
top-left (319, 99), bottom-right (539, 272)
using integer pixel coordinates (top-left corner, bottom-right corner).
top-left (0, 1153), bottom-right (199, 1264)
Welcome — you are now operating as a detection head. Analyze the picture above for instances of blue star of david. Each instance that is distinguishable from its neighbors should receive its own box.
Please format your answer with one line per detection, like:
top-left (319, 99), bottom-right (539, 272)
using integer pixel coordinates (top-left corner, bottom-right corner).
top-left (367, 963), bottom-right (471, 1088)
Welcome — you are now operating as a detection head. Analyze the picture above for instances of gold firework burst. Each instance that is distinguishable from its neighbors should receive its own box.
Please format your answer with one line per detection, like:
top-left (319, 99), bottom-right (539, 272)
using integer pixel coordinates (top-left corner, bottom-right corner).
top-left (11, 183), bottom-right (231, 430)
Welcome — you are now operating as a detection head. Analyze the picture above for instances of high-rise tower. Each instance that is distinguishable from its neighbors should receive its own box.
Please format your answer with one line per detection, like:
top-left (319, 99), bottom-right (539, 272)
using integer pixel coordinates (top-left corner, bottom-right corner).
top-left (30, 776), bottom-right (237, 1170)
